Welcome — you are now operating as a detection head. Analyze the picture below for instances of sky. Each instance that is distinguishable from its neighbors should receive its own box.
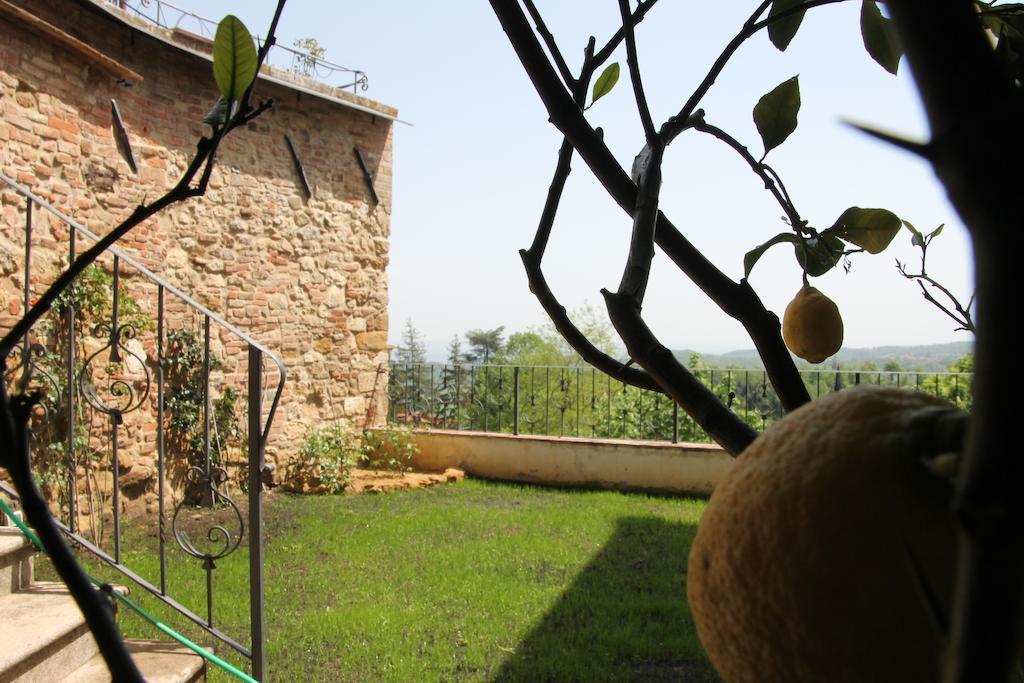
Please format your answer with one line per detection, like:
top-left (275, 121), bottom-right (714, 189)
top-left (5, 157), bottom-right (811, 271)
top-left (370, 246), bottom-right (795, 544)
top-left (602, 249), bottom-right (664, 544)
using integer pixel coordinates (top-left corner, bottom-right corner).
top-left (145, 0), bottom-right (975, 360)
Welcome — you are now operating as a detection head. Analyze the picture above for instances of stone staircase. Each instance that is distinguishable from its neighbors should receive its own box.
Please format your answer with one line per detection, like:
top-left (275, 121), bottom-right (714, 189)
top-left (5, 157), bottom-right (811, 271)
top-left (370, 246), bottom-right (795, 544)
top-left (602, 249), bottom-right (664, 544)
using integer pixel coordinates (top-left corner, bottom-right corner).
top-left (0, 526), bottom-right (206, 682)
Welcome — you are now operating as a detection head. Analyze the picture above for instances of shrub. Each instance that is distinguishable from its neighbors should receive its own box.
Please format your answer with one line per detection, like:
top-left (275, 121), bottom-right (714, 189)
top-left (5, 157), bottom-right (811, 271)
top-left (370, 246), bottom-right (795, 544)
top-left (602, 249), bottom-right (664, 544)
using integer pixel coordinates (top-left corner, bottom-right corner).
top-left (360, 424), bottom-right (418, 472)
top-left (287, 423), bottom-right (362, 494)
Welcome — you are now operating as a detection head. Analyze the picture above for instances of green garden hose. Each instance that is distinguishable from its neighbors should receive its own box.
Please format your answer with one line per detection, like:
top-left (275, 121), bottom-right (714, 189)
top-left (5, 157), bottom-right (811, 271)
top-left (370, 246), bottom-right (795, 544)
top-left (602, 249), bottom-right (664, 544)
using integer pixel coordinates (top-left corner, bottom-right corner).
top-left (0, 496), bottom-right (257, 683)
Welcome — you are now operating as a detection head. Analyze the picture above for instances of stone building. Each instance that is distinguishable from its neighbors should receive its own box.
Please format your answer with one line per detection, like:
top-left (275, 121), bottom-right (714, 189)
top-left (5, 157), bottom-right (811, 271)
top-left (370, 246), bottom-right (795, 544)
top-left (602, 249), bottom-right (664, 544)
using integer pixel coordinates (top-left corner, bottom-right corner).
top-left (0, 0), bottom-right (397, 492)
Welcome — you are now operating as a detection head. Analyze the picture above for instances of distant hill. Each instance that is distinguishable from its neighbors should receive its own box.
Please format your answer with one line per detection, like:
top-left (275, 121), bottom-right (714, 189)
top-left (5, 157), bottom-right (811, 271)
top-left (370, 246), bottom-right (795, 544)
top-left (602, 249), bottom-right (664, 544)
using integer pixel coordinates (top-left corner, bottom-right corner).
top-left (672, 341), bottom-right (973, 372)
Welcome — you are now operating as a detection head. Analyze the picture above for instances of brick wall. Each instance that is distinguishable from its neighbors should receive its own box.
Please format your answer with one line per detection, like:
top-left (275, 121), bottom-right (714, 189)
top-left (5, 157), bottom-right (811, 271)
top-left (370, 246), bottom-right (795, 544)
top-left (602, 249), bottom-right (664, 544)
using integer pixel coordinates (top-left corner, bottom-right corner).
top-left (0, 0), bottom-right (395, 511)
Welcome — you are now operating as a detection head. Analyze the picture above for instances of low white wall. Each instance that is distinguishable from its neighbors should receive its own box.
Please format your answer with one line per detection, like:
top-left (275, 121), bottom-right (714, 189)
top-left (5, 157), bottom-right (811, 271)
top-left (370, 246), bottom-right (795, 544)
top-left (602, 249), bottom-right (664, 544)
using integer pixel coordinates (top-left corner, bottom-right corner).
top-left (411, 430), bottom-right (733, 496)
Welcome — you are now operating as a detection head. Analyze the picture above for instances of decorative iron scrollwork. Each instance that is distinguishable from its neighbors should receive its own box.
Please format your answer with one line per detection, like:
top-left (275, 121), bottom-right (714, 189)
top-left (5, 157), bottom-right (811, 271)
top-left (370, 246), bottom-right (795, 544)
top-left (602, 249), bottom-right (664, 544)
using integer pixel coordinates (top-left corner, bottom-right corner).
top-left (79, 322), bottom-right (150, 423)
top-left (4, 341), bottom-right (61, 420)
top-left (172, 465), bottom-right (244, 626)
top-left (172, 466), bottom-right (244, 563)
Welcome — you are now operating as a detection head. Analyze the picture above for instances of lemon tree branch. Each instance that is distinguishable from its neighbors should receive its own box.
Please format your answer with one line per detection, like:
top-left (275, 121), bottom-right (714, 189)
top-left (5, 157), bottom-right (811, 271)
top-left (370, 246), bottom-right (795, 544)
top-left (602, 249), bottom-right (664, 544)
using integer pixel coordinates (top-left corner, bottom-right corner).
top-left (886, 1), bottom-right (1023, 680)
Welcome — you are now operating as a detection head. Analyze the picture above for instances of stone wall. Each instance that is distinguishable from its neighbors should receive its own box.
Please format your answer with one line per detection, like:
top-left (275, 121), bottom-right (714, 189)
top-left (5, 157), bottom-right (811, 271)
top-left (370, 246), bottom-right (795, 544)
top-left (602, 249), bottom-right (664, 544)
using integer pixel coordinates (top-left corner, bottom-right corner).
top-left (0, 0), bottom-right (395, 508)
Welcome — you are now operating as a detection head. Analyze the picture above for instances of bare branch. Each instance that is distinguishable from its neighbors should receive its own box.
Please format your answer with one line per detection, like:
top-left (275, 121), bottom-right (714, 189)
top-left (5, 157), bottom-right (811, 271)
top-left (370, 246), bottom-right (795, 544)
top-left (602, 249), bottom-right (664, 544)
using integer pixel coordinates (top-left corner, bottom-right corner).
top-left (895, 230), bottom-right (976, 334)
top-left (522, 250), bottom-right (662, 392)
top-left (592, 0), bottom-right (661, 67)
top-left (915, 279), bottom-right (974, 331)
top-left (523, 0), bottom-right (576, 88)
top-left (665, 0), bottom-right (849, 140)
top-left (616, 144), bottom-right (663, 305)
top-left (617, 0), bottom-right (658, 143)
top-left (603, 289), bottom-right (757, 454)
top-left (513, 28), bottom-right (657, 390)
top-left (897, 256), bottom-right (976, 333)
top-left (691, 119), bottom-right (807, 233)
top-left (490, 0), bottom-right (811, 411)
top-left (761, 163), bottom-right (797, 213)
top-left (520, 33), bottom-right (658, 392)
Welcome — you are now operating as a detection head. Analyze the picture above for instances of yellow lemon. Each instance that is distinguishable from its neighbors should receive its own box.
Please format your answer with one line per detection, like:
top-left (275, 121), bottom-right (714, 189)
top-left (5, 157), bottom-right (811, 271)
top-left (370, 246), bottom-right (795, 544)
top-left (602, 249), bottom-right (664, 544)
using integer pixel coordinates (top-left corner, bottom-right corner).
top-left (688, 386), bottom-right (959, 683)
top-left (782, 285), bottom-right (843, 363)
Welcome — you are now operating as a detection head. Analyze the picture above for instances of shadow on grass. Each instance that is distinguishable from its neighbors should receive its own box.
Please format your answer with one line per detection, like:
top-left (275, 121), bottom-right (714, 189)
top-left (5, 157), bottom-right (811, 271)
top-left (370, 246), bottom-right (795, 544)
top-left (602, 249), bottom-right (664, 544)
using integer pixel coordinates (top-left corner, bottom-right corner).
top-left (493, 516), bottom-right (720, 683)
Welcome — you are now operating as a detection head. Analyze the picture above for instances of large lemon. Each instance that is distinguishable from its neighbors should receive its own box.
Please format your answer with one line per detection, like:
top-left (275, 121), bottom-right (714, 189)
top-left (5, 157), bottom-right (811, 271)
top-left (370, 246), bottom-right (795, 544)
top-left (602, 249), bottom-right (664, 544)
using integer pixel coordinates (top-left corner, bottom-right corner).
top-left (688, 386), bottom-right (959, 682)
top-left (783, 285), bottom-right (843, 363)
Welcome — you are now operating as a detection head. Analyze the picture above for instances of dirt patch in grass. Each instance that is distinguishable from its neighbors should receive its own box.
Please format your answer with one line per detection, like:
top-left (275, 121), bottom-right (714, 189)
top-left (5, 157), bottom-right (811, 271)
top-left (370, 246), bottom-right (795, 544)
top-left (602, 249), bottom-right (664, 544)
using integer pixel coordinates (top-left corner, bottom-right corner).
top-left (347, 467), bottom-right (465, 494)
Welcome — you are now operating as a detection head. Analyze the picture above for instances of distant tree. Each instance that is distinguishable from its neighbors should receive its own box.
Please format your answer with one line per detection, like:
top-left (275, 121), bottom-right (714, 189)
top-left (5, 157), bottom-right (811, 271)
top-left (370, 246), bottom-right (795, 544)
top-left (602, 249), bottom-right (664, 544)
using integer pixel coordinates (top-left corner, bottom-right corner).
top-left (464, 326), bottom-right (505, 363)
top-left (953, 354), bottom-right (973, 374)
top-left (394, 318), bottom-right (426, 365)
top-left (936, 353), bottom-right (974, 410)
top-left (445, 335), bottom-right (464, 366)
top-left (536, 302), bottom-right (623, 363)
top-left (493, 331), bottom-right (565, 367)
top-left (435, 335), bottom-right (466, 427)
top-left (492, 303), bottom-right (622, 368)
top-left (390, 319), bottom-right (428, 423)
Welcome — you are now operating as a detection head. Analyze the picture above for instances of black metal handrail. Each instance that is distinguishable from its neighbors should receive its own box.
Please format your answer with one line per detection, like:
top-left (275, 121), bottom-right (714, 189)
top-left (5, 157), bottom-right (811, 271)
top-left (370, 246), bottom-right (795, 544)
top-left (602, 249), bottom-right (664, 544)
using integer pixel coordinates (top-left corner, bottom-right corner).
top-left (0, 172), bottom-right (285, 681)
top-left (100, 0), bottom-right (370, 93)
top-left (388, 362), bottom-right (972, 443)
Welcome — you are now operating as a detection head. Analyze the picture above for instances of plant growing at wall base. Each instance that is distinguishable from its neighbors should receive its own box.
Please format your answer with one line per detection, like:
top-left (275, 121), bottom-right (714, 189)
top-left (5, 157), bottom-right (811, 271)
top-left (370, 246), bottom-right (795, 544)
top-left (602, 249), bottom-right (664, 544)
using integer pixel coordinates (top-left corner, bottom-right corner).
top-left (287, 422), bottom-right (420, 494)
top-left (0, 6), bottom-right (288, 680)
top-left (288, 423), bottom-right (362, 494)
top-left (361, 424), bottom-right (417, 472)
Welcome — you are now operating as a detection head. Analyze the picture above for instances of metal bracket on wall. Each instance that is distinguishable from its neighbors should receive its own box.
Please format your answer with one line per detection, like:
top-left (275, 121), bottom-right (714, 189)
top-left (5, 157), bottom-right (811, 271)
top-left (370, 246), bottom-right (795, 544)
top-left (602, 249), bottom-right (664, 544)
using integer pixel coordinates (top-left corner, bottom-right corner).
top-left (110, 100), bottom-right (138, 175)
top-left (284, 134), bottom-right (312, 200)
top-left (353, 146), bottom-right (379, 205)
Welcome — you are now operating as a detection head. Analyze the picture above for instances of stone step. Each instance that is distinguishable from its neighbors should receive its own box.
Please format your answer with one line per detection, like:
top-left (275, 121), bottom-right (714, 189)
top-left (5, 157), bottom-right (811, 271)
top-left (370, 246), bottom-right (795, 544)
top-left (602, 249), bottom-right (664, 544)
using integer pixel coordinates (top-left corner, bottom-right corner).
top-left (0, 524), bottom-right (204, 681)
top-left (63, 640), bottom-right (206, 683)
top-left (0, 527), bottom-right (35, 598)
top-left (0, 581), bottom-right (98, 682)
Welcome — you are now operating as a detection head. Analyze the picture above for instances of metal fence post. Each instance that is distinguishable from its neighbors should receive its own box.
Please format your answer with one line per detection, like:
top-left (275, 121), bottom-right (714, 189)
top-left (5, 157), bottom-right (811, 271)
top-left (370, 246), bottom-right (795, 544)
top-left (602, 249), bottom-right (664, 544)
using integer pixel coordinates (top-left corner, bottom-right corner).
top-left (247, 347), bottom-right (266, 682)
top-left (513, 366), bottom-right (520, 436)
top-left (672, 402), bottom-right (679, 444)
top-left (65, 218), bottom-right (77, 533)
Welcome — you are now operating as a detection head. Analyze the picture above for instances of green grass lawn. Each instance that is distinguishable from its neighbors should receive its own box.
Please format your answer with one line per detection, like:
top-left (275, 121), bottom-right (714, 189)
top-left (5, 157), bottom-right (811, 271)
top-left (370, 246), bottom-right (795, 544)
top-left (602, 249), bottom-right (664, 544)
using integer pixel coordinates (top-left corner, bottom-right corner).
top-left (42, 478), bottom-right (717, 682)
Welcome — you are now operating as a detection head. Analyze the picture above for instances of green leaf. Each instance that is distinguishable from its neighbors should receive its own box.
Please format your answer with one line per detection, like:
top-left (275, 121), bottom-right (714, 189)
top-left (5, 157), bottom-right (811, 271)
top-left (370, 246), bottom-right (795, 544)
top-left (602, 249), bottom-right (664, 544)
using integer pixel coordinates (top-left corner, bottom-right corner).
top-left (860, 1), bottom-right (902, 75)
top-left (795, 235), bottom-right (845, 277)
top-left (768, 0), bottom-right (806, 51)
top-left (826, 207), bottom-right (901, 253)
top-left (903, 220), bottom-right (925, 247)
top-left (753, 76), bottom-right (801, 157)
top-left (213, 15), bottom-right (258, 103)
top-left (591, 63), bottom-right (620, 105)
top-left (928, 224), bottom-right (944, 239)
top-left (743, 232), bottom-right (798, 278)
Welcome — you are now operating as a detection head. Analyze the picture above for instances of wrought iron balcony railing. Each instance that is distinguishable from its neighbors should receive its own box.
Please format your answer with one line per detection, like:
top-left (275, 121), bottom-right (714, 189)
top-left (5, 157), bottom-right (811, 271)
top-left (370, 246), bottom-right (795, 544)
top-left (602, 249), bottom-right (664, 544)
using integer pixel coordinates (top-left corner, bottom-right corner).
top-left (388, 362), bottom-right (971, 443)
top-left (1, 172), bottom-right (285, 681)
top-left (101, 0), bottom-right (370, 93)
